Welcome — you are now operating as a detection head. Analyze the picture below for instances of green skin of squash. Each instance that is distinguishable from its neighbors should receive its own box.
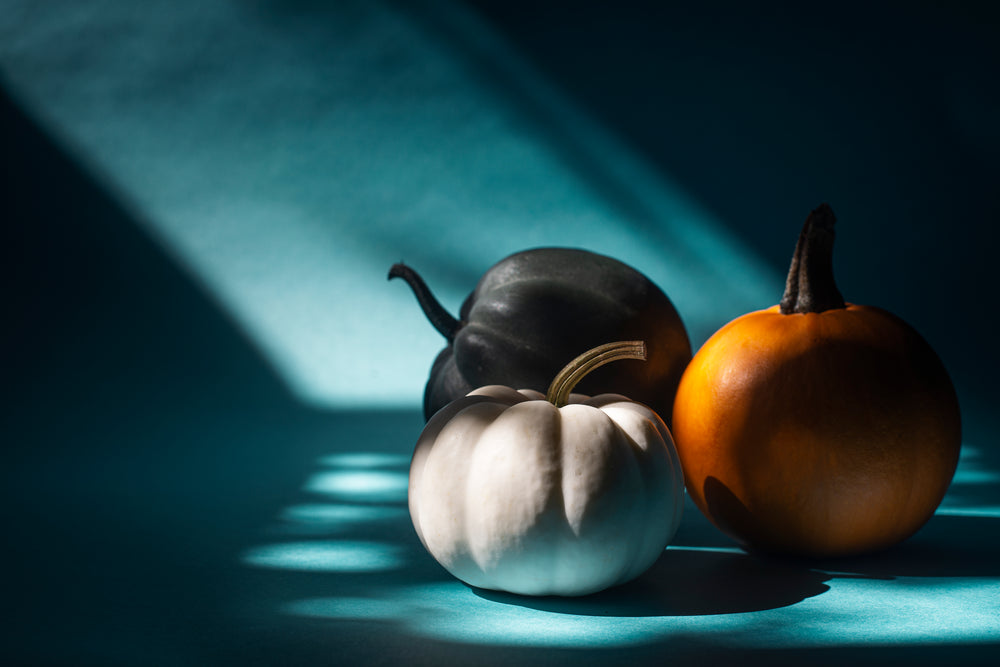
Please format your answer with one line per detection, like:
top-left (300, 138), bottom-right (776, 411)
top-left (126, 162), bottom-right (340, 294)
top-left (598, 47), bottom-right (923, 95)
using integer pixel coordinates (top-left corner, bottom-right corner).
top-left (390, 248), bottom-right (692, 422)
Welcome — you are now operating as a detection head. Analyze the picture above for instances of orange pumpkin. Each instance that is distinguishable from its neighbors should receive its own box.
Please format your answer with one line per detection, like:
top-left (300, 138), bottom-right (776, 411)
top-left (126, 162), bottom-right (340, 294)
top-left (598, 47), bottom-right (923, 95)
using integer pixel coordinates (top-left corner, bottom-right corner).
top-left (671, 204), bottom-right (961, 558)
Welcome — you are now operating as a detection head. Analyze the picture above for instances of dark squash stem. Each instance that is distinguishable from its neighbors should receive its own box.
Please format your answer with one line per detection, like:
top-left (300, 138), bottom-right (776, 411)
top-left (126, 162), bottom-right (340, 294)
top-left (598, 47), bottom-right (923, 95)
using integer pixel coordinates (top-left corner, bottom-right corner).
top-left (388, 263), bottom-right (462, 341)
top-left (779, 203), bottom-right (847, 315)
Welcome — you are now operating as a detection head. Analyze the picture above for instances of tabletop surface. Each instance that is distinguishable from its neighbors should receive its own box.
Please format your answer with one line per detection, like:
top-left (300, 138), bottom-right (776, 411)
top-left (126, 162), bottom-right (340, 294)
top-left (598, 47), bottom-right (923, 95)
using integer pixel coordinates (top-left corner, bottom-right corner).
top-left (3, 1), bottom-right (999, 665)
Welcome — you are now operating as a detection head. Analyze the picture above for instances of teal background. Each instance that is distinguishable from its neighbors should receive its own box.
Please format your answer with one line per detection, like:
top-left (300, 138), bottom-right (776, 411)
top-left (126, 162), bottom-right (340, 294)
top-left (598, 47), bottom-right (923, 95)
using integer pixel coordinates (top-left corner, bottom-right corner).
top-left (3, 1), bottom-right (999, 664)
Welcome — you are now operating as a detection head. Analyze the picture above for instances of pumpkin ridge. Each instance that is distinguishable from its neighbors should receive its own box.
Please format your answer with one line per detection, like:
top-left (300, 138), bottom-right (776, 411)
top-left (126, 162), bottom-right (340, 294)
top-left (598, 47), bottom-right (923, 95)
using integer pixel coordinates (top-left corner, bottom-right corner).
top-left (596, 406), bottom-right (652, 581)
top-left (409, 379), bottom-right (685, 595)
top-left (464, 401), bottom-right (563, 588)
top-left (416, 398), bottom-right (507, 583)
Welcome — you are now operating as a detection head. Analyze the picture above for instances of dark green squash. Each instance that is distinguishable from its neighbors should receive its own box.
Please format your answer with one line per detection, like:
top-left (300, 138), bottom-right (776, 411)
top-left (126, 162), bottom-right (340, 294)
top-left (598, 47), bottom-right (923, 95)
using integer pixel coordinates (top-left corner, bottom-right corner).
top-left (390, 247), bottom-right (692, 421)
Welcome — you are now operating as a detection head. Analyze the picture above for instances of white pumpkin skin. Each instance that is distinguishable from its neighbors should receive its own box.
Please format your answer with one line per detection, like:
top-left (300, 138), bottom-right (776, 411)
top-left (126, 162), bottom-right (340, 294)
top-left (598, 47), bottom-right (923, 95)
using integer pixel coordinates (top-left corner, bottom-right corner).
top-left (409, 385), bottom-right (684, 596)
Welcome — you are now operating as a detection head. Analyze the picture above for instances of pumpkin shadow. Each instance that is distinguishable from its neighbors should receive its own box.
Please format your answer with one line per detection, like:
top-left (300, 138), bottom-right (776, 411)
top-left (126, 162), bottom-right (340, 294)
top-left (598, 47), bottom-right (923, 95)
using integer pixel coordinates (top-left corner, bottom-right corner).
top-left (805, 513), bottom-right (1000, 579)
top-left (702, 474), bottom-right (1000, 579)
top-left (471, 546), bottom-right (834, 616)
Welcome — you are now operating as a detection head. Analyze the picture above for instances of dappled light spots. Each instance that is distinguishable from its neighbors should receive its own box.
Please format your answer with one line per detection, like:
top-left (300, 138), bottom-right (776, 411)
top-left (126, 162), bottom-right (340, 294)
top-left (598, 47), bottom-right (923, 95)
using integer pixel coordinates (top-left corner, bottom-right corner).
top-left (2, 0), bottom-right (996, 661)
top-left (948, 445), bottom-right (1000, 486)
top-left (938, 445), bottom-right (1000, 519)
top-left (280, 503), bottom-right (408, 526)
top-left (303, 450), bottom-right (410, 502)
top-left (304, 469), bottom-right (409, 502)
top-left (285, 596), bottom-right (408, 622)
top-left (783, 577), bottom-right (1000, 645)
top-left (318, 453), bottom-right (411, 468)
top-left (934, 506), bottom-right (1000, 518)
top-left (243, 540), bottom-right (405, 573)
top-left (281, 583), bottom-right (674, 647)
top-left (242, 450), bottom-right (415, 573)
top-left (244, 442), bottom-right (1000, 649)
top-left (280, 573), bottom-right (1000, 649)
top-left (273, 503), bottom-right (409, 536)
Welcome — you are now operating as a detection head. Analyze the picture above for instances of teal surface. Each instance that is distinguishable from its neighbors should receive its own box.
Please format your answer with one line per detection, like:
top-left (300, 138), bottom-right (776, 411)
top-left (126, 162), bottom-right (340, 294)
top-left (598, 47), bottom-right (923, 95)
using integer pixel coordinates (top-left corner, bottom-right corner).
top-left (3, 1), bottom-right (999, 665)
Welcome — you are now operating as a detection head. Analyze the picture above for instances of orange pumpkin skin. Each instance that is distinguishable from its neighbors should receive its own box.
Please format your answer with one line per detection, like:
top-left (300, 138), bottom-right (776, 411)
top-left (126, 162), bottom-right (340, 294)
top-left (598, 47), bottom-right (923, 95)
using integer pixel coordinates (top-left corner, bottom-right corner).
top-left (672, 305), bottom-right (961, 558)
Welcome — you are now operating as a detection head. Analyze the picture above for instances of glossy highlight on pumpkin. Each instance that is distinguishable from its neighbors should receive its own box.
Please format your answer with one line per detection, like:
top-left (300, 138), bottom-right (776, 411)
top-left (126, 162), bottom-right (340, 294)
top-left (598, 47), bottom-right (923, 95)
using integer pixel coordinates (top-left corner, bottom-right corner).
top-left (670, 204), bottom-right (962, 558)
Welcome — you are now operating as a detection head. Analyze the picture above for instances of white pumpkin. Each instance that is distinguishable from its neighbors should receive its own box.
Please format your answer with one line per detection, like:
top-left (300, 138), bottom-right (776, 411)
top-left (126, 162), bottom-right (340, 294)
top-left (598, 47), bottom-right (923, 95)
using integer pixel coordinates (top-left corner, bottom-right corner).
top-left (408, 343), bottom-right (684, 597)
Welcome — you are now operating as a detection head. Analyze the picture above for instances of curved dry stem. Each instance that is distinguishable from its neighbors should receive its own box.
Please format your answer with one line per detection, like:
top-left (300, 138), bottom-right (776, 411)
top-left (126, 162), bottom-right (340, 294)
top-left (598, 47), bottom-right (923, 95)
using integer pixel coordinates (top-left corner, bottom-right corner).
top-left (388, 263), bottom-right (462, 341)
top-left (545, 341), bottom-right (647, 407)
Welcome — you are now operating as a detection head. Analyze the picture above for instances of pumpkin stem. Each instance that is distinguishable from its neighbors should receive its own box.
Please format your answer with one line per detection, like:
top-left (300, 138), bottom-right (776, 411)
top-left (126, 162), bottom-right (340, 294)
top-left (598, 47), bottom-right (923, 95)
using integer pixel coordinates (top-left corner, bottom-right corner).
top-left (388, 263), bottom-right (462, 341)
top-left (779, 203), bottom-right (847, 315)
top-left (546, 341), bottom-right (647, 408)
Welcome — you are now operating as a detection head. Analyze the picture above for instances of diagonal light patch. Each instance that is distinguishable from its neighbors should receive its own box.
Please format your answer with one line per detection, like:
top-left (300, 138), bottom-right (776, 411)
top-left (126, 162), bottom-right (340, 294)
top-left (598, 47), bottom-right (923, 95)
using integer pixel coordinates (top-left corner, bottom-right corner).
top-left (0, 0), bottom-right (778, 409)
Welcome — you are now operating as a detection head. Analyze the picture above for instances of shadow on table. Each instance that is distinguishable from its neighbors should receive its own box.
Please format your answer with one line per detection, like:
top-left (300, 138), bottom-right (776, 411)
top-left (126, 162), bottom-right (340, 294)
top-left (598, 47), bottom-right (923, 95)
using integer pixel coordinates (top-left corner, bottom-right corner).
top-left (475, 445), bottom-right (1000, 617)
top-left (474, 547), bottom-right (835, 616)
top-left (1, 78), bottom-right (429, 664)
top-left (805, 513), bottom-right (1000, 579)
top-left (472, 507), bottom-right (1000, 620)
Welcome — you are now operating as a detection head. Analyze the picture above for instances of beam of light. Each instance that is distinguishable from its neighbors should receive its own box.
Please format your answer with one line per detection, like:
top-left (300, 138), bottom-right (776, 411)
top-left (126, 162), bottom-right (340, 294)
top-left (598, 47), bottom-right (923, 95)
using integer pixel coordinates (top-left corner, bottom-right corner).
top-left (304, 469), bottom-right (409, 503)
top-left (937, 443), bottom-right (1000, 516)
top-left (255, 441), bottom-right (1000, 649)
top-left (242, 541), bottom-right (405, 573)
top-left (664, 545), bottom-right (744, 555)
top-left (934, 507), bottom-right (1000, 518)
top-left (281, 574), bottom-right (1000, 649)
top-left (281, 584), bottom-right (676, 648)
top-left (318, 453), bottom-right (411, 469)
top-left (951, 469), bottom-right (1000, 484)
top-left (948, 444), bottom-right (1000, 486)
top-left (280, 503), bottom-right (408, 526)
top-left (273, 503), bottom-right (410, 536)
top-left (0, 0), bottom-right (778, 410)
top-left (777, 577), bottom-right (1000, 647)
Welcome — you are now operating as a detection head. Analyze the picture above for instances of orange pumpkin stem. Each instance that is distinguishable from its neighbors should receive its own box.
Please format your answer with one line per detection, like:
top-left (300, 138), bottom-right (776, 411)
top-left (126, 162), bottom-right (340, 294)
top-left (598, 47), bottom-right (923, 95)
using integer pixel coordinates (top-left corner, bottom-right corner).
top-left (779, 203), bottom-right (847, 315)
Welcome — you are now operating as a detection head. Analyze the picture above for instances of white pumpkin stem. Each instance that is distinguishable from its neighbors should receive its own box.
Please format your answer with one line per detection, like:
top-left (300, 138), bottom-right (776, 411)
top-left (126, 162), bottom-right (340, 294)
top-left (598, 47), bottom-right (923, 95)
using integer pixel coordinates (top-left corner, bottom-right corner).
top-left (545, 341), bottom-right (647, 408)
